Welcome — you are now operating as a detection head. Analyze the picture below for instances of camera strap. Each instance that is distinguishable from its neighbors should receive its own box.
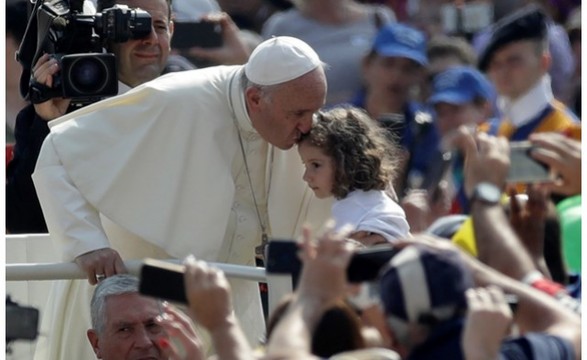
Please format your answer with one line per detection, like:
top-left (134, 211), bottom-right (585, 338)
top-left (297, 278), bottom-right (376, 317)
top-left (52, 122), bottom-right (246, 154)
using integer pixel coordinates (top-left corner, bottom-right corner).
top-left (29, 80), bottom-right (54, 104)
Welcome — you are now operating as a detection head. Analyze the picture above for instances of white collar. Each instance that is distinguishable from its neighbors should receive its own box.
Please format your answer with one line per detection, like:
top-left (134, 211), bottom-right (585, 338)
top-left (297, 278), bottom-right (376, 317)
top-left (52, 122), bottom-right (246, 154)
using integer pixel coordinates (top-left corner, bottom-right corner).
top-left (118, 81), bottom-right (132, 95)
top-left (229, 68), bottom-right (256, 136)
top-left (497, 75), bottom-right (553, 127)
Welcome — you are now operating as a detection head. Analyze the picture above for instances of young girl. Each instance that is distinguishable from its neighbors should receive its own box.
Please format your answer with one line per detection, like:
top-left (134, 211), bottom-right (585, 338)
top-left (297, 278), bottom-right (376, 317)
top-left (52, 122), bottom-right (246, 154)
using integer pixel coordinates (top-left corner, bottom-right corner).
top-left (298, 106), bottom-right (410, 246)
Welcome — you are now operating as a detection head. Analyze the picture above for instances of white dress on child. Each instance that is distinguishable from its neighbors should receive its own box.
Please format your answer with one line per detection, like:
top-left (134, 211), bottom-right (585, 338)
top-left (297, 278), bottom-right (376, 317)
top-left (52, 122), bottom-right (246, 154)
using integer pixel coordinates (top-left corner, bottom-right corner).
top-left (331, 190), bottom-right (410, 242)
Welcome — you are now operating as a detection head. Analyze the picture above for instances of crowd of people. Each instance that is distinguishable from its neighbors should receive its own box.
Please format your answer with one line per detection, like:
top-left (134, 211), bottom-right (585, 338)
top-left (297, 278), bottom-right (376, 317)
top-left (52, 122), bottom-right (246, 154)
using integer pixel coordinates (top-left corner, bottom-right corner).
top-left (5, 0), bottom-right (581, 359)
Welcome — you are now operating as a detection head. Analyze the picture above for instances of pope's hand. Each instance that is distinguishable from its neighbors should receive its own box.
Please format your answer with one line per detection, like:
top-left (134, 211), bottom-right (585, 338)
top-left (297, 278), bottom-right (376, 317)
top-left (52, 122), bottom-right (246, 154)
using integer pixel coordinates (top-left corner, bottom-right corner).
top-left (75, 248), bottom-right (127, 285)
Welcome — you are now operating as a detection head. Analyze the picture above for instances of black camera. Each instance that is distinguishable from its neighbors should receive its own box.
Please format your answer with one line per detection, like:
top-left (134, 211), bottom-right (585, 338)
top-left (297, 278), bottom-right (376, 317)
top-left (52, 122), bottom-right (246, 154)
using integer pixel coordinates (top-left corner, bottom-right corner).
top-left (17, 0), bottom-right (152, 104)
top-left (6, 296), bottom-right (39, 344)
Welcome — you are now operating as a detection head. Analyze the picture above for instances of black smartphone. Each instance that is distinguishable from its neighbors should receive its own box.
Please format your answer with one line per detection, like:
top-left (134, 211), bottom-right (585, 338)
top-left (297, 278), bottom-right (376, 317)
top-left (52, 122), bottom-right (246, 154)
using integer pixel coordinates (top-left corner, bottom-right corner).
top-left (265, 240), bottom-right (401, 283)
top-left (139, 259), bottom-right (187, 304)
top-left (171, 21), bottom-right (223, 49)
top-left (507, 141), bottom-right (551, 183)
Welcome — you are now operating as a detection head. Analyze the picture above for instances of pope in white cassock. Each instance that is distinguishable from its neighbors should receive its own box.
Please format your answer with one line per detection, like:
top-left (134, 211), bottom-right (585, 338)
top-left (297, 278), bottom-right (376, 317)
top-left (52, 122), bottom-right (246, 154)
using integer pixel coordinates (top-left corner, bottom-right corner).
top-left (31, 36), bottom-right (332, 359)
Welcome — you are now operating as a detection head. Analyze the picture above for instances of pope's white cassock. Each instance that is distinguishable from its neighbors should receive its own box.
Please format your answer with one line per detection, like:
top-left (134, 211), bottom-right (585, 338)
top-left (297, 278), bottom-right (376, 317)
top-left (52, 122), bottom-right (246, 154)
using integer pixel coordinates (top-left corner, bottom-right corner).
top-left (31, 61), bottom-right (331, 358)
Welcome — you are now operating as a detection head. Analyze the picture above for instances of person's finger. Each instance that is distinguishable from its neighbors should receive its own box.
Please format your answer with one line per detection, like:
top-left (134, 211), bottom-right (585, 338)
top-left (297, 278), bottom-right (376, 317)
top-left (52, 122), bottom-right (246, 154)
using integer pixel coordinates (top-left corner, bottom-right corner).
top-left (526, 184), bottom-right (547, 217)
top-left (475, 287), bottom-right (493, 308)
top-left (529, 147), bottom-right (564, 168)
top-left (508, 188), bottom-right (521, 220)
top-left (113, 256), bottom-right (128, 275)
top-left (530, 132), bottom-right (578, 156)
top-left (457, 127), bottom-right (479, 162)
top-left (163, 304), bottom-right (199, 337)
top-left (34, 59), bottom-right (60, 86)
top-left (299, 225), bottom-right (315, 261)
top-left (486, 286), bottom-right (512, 317)
top-left (87, 268), bottom-right (98, 285)
top-left (475, 132), bottom-right (492, 156)
top-left (32, 53), bottom-right (50, 72)
top-left (104, 258), bottom-right (118, 278)
top-left (465, 288), bottom-right (483, 311)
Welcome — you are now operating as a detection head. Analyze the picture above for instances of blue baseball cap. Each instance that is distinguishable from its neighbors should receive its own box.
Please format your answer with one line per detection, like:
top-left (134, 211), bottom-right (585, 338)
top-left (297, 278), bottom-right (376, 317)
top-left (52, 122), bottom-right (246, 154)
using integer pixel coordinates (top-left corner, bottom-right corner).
top-left (428, 66), bottom-right (495, 105)
top-left (372, 23), bottom-right (428, 66)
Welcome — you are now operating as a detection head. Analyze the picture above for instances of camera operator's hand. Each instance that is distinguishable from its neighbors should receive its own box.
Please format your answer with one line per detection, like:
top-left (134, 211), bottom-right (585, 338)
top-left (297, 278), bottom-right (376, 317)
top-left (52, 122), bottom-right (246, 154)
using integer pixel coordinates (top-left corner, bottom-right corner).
top-left (32, 53), bottom-right (71, 121)
top-left (75, 248), bottom-right (127, 285)
top-left (529, 132), bottom-right (581, 196)
top-left (187, 12), bottom-right (251, 65)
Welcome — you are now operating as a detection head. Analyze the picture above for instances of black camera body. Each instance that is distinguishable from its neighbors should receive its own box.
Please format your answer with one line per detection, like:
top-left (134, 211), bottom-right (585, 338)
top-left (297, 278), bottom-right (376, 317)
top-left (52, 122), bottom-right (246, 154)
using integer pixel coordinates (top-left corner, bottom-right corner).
top-left (6, 296), bottom-right (39, 344)
top-left (17, 0), bottom-right (152, 104)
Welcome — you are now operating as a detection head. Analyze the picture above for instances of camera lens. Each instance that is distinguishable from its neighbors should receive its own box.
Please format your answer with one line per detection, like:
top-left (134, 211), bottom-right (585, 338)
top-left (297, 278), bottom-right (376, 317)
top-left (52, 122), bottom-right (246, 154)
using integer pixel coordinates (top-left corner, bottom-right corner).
top-left (67, 56), bottom-right (110, 94)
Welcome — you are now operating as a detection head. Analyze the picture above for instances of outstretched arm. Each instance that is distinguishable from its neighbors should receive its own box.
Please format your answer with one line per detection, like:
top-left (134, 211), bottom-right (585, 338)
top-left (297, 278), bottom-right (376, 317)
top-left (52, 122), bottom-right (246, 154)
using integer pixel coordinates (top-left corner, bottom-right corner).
top-left (265, 225), bottom-right (354, 359)
top-left (183, 256), bottom-right (253, 360)
top-left (457, 129), bottom-right (536, 281)
top-left (32, 134), bottom-right (126, 284)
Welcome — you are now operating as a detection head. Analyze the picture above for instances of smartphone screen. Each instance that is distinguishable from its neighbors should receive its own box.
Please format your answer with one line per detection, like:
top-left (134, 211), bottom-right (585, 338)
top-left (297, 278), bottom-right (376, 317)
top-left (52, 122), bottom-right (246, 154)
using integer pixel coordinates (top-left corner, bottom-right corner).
top-left (507, 141), bottom-right (551, 183)
top-left (171, 21), bottom-right (223, 49)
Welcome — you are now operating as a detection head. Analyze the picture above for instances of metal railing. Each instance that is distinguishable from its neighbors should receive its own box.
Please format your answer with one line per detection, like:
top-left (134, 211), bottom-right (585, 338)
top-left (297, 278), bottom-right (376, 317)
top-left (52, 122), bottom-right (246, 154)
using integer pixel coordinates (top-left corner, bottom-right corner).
top-left (5, 234), bottom-right (293, 314)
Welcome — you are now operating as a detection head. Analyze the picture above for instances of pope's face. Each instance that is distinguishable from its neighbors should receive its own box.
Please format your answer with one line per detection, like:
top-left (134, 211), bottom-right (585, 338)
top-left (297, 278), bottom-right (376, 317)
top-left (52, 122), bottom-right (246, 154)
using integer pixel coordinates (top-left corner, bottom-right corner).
top-left (112, 0), bottom-right (173, 88)
top-left (87, 293), bottom-right (166, 360)
top-left (247, 68), bottom-right (327, 150)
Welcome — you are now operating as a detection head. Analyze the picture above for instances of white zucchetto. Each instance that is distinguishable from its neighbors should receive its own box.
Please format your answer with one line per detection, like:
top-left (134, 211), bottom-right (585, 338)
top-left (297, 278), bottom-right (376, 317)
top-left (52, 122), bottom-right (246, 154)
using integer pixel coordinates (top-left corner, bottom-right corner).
top-left (245, 36), bottom-right (322, 86)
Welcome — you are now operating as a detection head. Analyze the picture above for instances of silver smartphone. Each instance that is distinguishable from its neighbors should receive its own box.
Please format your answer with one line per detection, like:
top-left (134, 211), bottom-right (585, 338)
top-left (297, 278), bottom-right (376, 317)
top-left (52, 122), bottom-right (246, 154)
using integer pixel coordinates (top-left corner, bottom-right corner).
top-left (507, 141), bottom-right (551, 183)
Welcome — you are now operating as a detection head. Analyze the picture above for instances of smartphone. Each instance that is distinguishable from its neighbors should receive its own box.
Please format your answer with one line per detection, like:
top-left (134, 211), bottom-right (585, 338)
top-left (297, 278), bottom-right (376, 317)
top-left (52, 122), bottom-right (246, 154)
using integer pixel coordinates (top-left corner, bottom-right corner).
top-left (139, 259), bottom-right (187, 304)
top-left (171, 21), bottom-right (223, 49)
top-left (265, 240), bottom-right (401, 283)
top-left (507, 141), bottom-right (551, 183)
top-left (441, 3), bottom-right (493, 34)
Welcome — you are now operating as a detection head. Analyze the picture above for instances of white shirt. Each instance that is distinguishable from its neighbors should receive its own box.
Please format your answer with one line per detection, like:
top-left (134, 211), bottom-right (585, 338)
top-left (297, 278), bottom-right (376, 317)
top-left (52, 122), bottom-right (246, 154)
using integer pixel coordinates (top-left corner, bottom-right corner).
top-left (497, 75), bottom-right (554, 128)
top-left (332, 190), bottom-right (410, 242)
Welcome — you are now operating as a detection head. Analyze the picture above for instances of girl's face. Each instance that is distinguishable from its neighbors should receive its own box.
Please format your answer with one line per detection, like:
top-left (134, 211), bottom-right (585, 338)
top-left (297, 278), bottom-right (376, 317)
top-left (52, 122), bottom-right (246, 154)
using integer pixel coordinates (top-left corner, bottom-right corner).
top-left (298, 142), bottom-right (335, 199)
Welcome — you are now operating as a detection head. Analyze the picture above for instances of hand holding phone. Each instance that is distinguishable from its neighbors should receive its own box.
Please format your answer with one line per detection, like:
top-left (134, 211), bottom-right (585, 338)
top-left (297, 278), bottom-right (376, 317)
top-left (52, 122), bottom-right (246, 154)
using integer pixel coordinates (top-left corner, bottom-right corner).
top-left (507, 141), bottom-right (551, 184)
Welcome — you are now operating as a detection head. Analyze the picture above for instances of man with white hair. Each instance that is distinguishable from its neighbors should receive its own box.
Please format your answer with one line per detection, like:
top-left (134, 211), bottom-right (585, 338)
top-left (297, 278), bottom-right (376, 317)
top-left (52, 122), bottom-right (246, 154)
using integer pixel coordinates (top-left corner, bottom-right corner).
top-left (87, 274), bottom-right (169, 360)
top-left (33, 36), bottom-right (331, 359)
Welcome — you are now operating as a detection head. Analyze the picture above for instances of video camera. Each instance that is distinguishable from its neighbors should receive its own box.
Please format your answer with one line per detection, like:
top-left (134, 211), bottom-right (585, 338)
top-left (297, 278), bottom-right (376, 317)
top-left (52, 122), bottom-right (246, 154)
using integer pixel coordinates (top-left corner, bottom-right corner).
top-left (17, 0), bottom-right (152, 105)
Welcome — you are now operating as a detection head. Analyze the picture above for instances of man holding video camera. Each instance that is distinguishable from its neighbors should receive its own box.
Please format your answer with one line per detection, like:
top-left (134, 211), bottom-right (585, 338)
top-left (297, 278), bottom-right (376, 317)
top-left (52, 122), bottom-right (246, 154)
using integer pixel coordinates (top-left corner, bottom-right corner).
top-left (6, 0), bottom-right (174, 234)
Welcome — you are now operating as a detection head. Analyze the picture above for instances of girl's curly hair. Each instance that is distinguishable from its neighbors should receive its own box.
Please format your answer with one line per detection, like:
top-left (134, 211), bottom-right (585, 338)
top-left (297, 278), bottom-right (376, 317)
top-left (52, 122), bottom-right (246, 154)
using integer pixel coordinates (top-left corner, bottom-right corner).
top-left (299, 106), bottom-right (401, 200)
